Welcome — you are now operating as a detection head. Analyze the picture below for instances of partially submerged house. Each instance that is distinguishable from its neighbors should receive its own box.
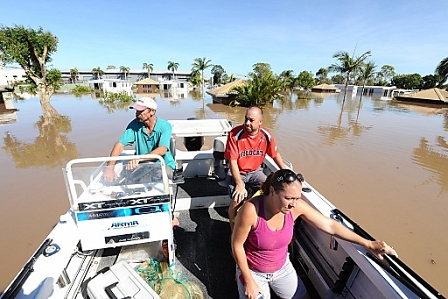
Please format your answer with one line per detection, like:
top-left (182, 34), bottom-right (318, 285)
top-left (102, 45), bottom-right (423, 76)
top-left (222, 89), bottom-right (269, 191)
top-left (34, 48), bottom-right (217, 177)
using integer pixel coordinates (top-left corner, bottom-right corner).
top-left (133, 78), bottom-right (160, 94)
top-left (394, 88), bottom-right (448, 105)
top-left (334, 84), bottom-right (399, 99)
top-left (88, 79), bottom-right (133, 95)
top-left (311, 83), bottom-right (341, 93)
top-left (206, 78), bottom-right (247, 105)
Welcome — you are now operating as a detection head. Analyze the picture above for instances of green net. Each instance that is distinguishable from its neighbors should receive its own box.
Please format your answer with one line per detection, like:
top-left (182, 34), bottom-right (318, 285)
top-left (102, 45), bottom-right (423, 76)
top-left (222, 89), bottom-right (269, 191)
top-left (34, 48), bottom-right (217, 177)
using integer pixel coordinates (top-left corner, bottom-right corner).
top-left (137, 259), bottom-right (203, 299)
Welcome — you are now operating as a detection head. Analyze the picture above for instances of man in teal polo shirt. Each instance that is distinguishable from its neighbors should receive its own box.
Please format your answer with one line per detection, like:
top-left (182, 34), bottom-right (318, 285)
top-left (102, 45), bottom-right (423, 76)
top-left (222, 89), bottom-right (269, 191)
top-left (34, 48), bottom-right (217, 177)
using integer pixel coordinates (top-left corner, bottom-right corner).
top-left (104, 97), bottom-right (176, 181)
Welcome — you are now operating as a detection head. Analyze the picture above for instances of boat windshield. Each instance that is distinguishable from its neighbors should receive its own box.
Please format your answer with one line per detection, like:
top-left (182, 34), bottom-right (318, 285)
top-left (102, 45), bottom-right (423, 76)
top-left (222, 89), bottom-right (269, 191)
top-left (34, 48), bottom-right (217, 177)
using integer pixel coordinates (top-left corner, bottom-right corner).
top-left (63, 159), bottom-right (169, 210)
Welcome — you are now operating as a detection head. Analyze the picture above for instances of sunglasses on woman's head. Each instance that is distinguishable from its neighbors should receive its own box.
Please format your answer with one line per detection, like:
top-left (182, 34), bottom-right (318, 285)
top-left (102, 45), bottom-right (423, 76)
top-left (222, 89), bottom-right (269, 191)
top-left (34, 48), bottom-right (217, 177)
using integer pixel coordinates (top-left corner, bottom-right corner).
top-left (274, 170), bottom-right (304, 184)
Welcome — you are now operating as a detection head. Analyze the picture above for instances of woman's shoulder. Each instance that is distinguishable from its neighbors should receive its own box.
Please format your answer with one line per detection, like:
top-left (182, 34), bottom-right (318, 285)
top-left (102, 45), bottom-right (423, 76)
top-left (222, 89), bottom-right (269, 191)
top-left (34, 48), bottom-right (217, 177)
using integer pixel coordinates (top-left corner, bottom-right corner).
top-left (240, 195), bottom-right (260, 214)
top-left (243, 195), bottom-right (263, 215)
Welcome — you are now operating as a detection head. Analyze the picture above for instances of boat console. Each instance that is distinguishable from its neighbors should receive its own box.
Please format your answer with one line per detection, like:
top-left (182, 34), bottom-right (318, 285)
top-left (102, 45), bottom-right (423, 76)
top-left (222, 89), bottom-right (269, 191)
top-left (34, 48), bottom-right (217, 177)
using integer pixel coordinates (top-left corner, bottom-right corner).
top-left (63, 155), bottom-right (175, 265)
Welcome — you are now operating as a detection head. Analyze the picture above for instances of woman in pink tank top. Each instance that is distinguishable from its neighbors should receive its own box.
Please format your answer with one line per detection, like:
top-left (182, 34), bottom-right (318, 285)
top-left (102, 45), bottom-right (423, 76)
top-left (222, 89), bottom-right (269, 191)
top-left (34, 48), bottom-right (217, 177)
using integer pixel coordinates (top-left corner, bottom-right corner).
top-left (231, 169), bottom-right (397, 299)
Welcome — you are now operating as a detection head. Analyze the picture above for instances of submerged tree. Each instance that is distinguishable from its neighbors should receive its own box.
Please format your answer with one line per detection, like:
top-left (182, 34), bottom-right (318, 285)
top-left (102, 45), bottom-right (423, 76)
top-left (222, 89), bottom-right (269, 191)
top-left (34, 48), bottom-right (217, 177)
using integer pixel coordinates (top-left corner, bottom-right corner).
top-left (189, 69), bottom-right (201, 89)
top-left (315, 67), bottom-right (330, 84)
top-left (211, 64), bottom-right (225, 85)
top-left (357, 61), bottom-right (377, 95)
top-left (329, 50), bottom-right (371, 105)
top-left (250, 62), bottom-right (272, 78)
top-left (192, 57), bottom-right (212, 89)
top-left (296, 71), bottom-right (315, 91)
top-left (0, 25), bottom-right (63, 117)
top-left (231, 72), bottom-right (283, 107)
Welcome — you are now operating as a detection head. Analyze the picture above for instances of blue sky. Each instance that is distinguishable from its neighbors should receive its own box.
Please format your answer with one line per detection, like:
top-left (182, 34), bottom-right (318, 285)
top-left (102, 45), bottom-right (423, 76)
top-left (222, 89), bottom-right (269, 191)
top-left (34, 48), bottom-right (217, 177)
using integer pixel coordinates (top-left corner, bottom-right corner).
top-left (2, 0), bottom-right (447, 78)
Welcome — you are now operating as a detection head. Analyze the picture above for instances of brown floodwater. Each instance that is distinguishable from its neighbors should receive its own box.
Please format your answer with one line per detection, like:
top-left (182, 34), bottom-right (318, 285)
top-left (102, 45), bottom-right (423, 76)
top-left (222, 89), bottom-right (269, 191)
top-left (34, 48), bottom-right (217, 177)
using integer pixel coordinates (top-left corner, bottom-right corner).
top-left (0, 92), bottom-right (447, 296)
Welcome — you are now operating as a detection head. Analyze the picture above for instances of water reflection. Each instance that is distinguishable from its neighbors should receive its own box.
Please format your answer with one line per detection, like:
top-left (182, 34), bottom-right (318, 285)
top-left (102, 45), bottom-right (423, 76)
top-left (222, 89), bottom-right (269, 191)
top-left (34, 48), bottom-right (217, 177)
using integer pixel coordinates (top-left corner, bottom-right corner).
top-left (317, 96), bottom-right (372, 145)
top-left (389, 102), bottom-right (448, 131)
top-left (0, 104), bottom-right (18, 125)
top-left (412, 136), bottom-right (448, 196)
top-left (99, 100), bottom-right (132, 114)
top-left (293, 96), bottom-right (313, 110)
top-left (206, 103), bottom-right (244, 125)
top-left (0, 92), bottom-right (18, 125)
top-left (2, 105), bottom-right (79, 168)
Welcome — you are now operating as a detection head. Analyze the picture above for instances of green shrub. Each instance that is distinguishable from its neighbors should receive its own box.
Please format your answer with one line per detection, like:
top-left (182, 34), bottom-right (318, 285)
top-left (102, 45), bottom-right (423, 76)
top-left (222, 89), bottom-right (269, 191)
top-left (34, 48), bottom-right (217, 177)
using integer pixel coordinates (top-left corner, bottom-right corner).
top-left (72, 84), bottom-right (93, 96)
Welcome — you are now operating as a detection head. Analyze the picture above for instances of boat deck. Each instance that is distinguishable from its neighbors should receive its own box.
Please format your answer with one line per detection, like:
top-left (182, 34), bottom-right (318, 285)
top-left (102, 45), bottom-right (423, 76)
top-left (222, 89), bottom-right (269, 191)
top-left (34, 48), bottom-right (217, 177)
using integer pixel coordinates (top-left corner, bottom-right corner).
top-left (175, 207), bottom-right (238, 298)
top-left (171, 175), bottom-right (238, 297)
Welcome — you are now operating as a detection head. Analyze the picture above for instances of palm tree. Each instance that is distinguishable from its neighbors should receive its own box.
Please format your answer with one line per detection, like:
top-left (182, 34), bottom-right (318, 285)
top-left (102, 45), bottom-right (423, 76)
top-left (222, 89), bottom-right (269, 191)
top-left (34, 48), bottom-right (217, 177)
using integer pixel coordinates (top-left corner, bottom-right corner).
top-left (167, 61), bottom-right (179, 80)
top-left (69, 68), bottom-right (79, 83)
top-left (435, 56), bottom-right (448, 88)
top-left (358, 61), bottom-right (377, 97)
top-left (142, 62), bottom-right (154, 79)
top-left (191, 57), bottom-right (212, 89)
top-left (329, 50), bottom-right (371, 105)
top-left (119, 66), bottom-right (130, 80)
top-left (92, 67), bottom-right (104, 80)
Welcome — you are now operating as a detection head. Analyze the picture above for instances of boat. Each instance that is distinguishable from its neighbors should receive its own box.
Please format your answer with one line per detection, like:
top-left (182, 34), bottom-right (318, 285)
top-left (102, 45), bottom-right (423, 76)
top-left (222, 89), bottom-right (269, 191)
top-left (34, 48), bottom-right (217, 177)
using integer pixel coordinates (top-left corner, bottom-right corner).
top-left (0, 118), bottom-right (445, 299)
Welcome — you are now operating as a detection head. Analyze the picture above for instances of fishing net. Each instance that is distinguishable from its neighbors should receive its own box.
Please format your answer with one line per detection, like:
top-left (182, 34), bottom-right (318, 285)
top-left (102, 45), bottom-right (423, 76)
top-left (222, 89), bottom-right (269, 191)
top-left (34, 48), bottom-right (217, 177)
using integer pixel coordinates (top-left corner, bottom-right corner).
top-left (137, 259), bottom-right (203, 299)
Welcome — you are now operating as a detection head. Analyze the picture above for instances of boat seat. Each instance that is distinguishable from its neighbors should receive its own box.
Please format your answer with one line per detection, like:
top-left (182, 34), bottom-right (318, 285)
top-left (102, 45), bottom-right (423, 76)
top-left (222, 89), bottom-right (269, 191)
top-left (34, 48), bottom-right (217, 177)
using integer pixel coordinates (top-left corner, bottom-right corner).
top-left (213, 136), bottom-right (228, 185)
top-left (170, 136), bottom-right (184, 184)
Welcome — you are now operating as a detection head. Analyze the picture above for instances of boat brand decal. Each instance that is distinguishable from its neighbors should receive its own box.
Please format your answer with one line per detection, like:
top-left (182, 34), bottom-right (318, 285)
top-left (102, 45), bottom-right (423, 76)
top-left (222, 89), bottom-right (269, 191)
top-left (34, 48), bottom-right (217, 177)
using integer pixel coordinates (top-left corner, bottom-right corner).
top-left (105, 232), bottom-right (150, 244)
top-left (109, 220), bottom-right (140, 229)
top-left (78, 195), bottom-right (170, 211)
top-left (76, 203), bottom-right (170, 221)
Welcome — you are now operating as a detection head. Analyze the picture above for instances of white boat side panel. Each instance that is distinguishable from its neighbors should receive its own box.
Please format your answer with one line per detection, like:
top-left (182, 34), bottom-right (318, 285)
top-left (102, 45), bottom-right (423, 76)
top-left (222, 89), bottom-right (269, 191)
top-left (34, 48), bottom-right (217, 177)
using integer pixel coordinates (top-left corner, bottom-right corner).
top-left (15, 212), bottom-right (80, 299)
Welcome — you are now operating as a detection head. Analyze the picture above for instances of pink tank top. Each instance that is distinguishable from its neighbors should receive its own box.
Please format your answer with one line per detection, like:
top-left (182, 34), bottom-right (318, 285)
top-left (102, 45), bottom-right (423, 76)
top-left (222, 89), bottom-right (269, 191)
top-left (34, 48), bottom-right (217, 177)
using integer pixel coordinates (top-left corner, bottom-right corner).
top-left (244, 196), bottom-right (294, 273)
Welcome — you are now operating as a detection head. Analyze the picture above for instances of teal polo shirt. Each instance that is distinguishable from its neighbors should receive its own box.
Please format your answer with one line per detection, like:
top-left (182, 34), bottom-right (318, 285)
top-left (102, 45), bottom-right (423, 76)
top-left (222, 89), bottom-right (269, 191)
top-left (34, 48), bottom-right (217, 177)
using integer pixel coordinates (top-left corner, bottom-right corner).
top-left (118, 117), bottom-right (176, 170)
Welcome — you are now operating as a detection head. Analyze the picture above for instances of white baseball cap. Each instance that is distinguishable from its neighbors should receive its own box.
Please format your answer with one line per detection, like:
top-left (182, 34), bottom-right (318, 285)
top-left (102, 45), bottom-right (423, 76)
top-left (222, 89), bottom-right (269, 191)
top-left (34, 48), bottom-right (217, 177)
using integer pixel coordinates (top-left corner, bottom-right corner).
top-left (130, 97), bottom-right (157, 111)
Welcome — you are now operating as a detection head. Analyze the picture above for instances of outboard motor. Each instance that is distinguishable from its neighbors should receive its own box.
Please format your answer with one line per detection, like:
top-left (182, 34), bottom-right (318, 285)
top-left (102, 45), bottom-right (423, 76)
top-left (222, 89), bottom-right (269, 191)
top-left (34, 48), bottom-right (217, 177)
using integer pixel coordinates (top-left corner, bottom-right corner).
top-left (184, 117), bottom-right (204, 151)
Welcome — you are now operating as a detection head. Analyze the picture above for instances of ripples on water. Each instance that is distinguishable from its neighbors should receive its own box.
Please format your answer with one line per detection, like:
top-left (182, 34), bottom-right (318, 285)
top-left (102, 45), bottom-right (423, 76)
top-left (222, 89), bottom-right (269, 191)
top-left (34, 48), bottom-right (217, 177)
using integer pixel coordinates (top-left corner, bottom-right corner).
top-left (0, 92), bottom-right (447, 295)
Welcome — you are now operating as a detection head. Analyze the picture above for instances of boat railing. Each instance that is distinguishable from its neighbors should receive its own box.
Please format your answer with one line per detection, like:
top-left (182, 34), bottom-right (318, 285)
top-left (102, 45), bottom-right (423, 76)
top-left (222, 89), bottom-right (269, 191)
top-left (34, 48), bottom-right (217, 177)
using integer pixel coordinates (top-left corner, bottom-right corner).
top-left (332, 209), bottom-right (444, 299)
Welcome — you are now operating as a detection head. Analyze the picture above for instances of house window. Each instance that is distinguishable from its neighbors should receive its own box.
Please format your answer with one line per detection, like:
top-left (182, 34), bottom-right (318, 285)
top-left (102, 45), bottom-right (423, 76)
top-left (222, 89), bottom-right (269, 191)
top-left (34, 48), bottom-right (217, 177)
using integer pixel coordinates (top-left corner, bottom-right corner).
top-left (112, 82), bottom-right (117, 88)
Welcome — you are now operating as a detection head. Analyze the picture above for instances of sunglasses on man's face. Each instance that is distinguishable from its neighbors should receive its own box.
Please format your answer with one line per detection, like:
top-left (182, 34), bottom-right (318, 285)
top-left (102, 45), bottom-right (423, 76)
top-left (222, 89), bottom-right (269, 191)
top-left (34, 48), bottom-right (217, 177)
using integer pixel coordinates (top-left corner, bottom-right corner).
top-left (275, 171), bottom-right (304, 184)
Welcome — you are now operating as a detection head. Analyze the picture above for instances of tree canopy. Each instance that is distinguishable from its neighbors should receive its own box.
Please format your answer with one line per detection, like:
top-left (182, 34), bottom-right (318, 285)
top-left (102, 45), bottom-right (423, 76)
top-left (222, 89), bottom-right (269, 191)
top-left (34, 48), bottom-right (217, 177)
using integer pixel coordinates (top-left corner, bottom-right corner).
top-left (231, 72), bottom-right (283, 107)
top-left (0, 25), bottom-right (63, 114)
top-left (167, 61), bottom-right (179, 80)
top-left (329, 50), bottom-right (371, 104)
top-left (192, 57), bottom-right (212, 89)
top-left (435, 56), bottom-right (448, 87)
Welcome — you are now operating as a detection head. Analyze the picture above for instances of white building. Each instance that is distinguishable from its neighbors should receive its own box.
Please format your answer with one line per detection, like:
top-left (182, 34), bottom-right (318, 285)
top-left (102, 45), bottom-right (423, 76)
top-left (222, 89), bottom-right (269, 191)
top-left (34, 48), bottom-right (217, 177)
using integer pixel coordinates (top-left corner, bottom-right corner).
top-left (334, 84), bottom-right (398, 99)
top-left (0, 64), bottom-right (26, 87)
top-left (88, 79), bottom-right (133, 95)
